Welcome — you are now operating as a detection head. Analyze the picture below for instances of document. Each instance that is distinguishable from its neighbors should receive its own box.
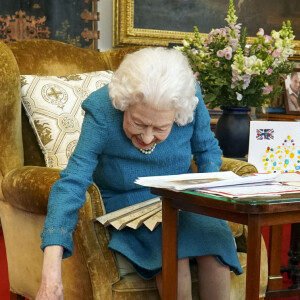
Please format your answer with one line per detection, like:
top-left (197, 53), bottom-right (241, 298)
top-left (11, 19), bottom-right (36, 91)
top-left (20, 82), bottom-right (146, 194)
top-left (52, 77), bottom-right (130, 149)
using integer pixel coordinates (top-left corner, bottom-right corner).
top-left (198, 182), bottom-right (300, 198)
top-left (135, 171), bottom-right (279, 191)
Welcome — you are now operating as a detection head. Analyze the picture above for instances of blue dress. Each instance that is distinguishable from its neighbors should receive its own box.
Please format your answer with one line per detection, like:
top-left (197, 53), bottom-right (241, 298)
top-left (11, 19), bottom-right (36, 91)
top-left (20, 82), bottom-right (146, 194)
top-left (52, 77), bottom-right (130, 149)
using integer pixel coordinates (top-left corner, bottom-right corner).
top-left (41, 85), bottom-right (243, 279)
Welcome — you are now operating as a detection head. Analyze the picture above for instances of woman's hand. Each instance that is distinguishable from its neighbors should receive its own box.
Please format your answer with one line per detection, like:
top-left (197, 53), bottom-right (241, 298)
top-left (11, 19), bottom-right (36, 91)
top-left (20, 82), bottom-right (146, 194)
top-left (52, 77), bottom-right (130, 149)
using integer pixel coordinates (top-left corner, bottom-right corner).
top-left (35, 245), bottom-right (64, 300)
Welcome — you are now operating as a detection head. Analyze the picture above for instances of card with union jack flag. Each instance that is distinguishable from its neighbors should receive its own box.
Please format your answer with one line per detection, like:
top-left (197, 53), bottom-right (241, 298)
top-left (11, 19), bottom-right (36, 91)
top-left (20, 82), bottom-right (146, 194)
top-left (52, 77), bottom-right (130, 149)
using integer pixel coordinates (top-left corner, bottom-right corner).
top-left (249, 121), bottom-right (300, 173)
top-left (256, 129), bottom-right (274, 140)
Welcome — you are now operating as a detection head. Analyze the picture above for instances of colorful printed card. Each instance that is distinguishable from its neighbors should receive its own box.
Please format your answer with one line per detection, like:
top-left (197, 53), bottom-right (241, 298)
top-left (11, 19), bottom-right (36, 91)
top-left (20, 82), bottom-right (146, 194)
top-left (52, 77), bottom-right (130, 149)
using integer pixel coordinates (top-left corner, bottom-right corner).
top-left (248, 121), bottom-right (300, 173)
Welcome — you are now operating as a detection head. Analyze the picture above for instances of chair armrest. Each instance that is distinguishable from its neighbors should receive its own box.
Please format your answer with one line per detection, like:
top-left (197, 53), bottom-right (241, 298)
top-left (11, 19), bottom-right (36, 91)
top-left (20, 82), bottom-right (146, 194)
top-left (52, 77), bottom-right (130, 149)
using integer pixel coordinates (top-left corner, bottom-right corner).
top-left (2, 166), bottom-right (60, 214)
top-left (77, 184), bottom-right (120, 294)
top-left (2, 165), bottom-right (109, 217)
top-left (221, 157), bottom-right (258, 176)
top-left (2, 165), bottom-right (120, 296)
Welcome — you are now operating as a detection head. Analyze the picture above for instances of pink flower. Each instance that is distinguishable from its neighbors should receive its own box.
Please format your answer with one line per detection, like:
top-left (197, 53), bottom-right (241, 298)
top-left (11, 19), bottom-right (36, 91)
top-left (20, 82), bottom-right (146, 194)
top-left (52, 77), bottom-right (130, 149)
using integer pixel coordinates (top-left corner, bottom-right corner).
top-left (257, 28), bottom-right (264, 37)
top-left (217, 50), bottom-right (224, 57)
top-left (225, 52), bottom-right (232, 60)
top-left (219, 28), bottom-right (227, 36)
top-left (215, 61), bottom-right (220, 67)
top-left (229, 38), bottom-right (239, 51)
top-left (263, 85), bottom-right (273, 95)
top-left (265, 68), bottom-right (273, 75)
top-left (272, 49), bottom-right (282, 58)
top-left (235, 24), bottom-right (242, 31)
top-left (263, 35), bottom-right (274, 43)
top-left (224, 46), bottom-right (233, 53)
top-left (212, 29), bottom-right (221, 35)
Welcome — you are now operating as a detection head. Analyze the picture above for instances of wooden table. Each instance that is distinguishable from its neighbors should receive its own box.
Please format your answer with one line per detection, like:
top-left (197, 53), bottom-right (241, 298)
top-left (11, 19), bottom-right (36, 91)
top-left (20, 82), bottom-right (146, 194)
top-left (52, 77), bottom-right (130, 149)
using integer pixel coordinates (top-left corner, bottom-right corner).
top-left (150, 188), bottom-right (300, 300)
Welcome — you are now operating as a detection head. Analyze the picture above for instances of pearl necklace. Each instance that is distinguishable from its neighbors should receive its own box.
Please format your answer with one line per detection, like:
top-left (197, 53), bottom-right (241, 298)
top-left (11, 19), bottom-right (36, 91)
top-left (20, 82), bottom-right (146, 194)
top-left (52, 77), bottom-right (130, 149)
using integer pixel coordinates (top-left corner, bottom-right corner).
top-left (139, 143), bottom-right (157, 155)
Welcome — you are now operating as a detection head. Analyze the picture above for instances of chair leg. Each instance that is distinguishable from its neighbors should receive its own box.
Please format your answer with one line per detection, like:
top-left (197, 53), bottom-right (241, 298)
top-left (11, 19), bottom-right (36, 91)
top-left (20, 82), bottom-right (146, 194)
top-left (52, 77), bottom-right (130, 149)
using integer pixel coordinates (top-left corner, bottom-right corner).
top-left (10, 292), bottom-right (25, 300)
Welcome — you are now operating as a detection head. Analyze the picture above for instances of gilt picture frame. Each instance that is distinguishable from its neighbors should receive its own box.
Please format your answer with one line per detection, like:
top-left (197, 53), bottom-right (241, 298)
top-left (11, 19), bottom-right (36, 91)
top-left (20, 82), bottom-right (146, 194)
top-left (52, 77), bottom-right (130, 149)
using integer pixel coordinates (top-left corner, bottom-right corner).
top-left (113, 0), bottom-right (300, 59)
top-left (284, 68), bottom-right (300, 115)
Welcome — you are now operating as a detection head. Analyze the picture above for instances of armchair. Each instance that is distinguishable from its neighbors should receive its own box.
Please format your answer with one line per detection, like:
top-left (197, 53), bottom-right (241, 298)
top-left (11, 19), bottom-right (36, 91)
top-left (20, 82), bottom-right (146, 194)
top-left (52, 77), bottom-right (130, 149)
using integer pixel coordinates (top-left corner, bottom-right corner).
top-left (0, 39), bottom-right (268, 300)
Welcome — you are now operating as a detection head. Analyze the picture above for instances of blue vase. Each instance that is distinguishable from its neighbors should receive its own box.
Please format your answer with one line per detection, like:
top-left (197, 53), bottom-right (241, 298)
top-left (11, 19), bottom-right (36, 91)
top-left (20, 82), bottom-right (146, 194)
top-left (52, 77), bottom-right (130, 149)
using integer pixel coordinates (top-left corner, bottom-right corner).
top-left (215, 106), bottom-right (251, 158)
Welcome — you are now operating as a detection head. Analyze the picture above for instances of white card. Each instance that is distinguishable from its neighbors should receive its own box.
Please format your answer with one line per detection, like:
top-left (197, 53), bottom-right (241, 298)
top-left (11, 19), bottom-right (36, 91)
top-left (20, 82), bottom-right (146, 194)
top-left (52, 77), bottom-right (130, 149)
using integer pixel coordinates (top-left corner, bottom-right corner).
top-left (248, 121), bottom-right (300, 173)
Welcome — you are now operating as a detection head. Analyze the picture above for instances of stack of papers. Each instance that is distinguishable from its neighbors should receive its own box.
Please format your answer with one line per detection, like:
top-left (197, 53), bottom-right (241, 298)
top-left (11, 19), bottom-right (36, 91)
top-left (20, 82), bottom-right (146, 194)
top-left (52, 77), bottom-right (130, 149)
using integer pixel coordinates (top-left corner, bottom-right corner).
top-left (135, 171), bottom-right (300, 198)
top-left (96, 172), bottom-right (300, 232)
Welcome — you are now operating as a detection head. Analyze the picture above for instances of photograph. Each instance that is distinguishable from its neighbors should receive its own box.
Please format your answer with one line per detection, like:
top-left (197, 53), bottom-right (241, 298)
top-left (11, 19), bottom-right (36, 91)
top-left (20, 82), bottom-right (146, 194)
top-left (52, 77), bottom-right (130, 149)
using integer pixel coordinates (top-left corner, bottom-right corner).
top-left (284, 68), bottom-right (300, 114)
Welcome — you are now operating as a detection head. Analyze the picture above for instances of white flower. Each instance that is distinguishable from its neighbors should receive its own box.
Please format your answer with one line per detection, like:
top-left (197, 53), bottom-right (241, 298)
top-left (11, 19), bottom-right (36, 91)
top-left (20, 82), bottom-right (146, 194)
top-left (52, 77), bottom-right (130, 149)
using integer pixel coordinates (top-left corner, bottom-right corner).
top-left (191, 48), bottom-right (198, 55)
top-left (173, 46), bottom-right (183, 51)
top-left (271, 30), bottom-right (280, 40)
top-left (183, 40), bottom-right (190, 47)
top-left (236, 92), bottom-right (243, 101)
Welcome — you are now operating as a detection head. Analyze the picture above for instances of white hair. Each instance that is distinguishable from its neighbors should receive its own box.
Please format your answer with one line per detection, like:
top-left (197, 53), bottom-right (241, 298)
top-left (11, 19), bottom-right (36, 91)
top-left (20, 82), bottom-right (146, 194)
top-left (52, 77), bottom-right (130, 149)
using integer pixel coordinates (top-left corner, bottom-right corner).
top-left (108, 47), bottom-right (198, 126)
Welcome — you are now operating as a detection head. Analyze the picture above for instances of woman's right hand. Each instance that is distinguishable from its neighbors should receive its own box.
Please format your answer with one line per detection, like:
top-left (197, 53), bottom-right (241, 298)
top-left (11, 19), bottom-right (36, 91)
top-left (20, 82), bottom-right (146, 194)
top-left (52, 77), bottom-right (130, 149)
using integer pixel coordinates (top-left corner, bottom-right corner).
top-left (35, 245), bottom-right (64, 300)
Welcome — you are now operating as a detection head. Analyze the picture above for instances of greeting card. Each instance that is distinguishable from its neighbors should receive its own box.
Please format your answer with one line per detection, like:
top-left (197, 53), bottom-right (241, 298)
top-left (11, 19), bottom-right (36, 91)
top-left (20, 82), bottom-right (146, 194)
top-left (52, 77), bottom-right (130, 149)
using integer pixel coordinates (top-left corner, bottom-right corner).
top-left (248, 121), bottom-right (300, 173)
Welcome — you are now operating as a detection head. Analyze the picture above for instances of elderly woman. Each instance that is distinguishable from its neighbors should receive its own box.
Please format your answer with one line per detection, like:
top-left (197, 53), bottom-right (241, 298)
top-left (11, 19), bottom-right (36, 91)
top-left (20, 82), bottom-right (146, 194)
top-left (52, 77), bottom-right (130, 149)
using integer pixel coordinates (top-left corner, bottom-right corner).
top-left (36, 47), bottom-right (242, 300)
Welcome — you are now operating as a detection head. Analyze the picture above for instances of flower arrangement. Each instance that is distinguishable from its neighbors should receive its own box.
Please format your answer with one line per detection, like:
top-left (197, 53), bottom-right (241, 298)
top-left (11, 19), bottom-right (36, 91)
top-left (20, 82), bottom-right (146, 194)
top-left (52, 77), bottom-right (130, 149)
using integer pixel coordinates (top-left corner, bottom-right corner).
top-left (177, 0), bottom-right (296, 109)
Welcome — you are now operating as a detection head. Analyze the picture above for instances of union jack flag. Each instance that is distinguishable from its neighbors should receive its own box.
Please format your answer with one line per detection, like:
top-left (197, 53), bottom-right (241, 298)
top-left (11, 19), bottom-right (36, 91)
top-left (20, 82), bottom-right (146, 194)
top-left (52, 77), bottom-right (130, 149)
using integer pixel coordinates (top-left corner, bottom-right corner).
top-left (256, 129), bottom-right (274, 140)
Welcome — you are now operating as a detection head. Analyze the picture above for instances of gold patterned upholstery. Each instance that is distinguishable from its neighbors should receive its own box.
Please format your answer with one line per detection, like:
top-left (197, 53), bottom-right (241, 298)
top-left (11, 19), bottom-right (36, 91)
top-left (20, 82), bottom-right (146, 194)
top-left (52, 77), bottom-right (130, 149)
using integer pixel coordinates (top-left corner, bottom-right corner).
top-left (0, 39), bottom-right (268, 300)
top-left (20, 71), bottom-right (113, 169)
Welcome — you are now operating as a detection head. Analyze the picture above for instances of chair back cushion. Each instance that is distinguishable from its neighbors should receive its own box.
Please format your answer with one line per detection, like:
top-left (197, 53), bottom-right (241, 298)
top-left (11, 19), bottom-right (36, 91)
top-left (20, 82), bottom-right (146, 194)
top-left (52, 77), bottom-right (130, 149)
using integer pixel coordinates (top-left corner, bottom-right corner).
top-left (20, 71), bottom-right (113, 168)
top-left (7, 39), bottom-right (140, 166)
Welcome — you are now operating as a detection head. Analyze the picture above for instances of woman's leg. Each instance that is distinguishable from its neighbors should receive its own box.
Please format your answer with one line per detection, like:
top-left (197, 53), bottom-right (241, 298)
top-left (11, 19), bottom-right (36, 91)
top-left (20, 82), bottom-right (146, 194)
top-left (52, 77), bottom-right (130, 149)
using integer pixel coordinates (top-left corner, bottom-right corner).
top-left (156, 257), bottom-right (192, 300)
top-left (196, 255), bottom-right (230, 300)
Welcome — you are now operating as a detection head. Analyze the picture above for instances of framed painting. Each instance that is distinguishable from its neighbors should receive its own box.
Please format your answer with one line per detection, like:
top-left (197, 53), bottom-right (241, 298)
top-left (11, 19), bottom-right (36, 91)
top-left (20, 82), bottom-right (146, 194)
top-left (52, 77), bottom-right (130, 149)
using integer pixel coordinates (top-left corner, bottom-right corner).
top-left (284, 68), bottom-right (300, 114)
top-left (0, 0), bottom-right (99, 49)
top-left (113, 0), bottom-right (300, 59)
